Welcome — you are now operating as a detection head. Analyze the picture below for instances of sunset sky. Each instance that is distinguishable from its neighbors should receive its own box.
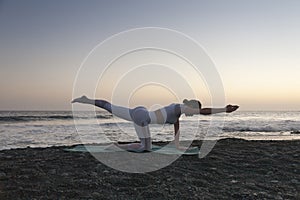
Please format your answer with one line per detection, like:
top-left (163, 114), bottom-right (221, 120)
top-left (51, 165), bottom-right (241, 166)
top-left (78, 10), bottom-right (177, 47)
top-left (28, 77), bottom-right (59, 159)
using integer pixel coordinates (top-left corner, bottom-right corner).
top-left (1, 0), bottom-right (300, 111)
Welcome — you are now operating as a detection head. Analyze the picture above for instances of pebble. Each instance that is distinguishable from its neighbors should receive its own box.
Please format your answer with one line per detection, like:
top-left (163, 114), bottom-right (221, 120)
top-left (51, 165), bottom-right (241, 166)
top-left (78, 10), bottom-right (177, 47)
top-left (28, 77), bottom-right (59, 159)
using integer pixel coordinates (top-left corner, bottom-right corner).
top-left (275, 195), bottom-right (283, 200)
top-left (96, 164), bottom-right (102, 168)
top-left (271, 180), bottom-right (279, 183)
top-left (258, 191), bottom-right (267, 195)
top-left (92, 192), bottom-right (101, 197)
top-left (246, 182), bottom-right (255, 186)
top-left (267, 171), bottom-right (273, 175)
top-left (4, 155), bottom-right (12, 159)
top-left (291, 179), bottom-right (298, 184)
top-left (61, 172), bottom-right (69, 176)
top-left (91, 172), bottom-right (98, 176)
top-left (0, 172), bottom-right (7, 180)
top-left (49, 169), bottom-right (56, 175)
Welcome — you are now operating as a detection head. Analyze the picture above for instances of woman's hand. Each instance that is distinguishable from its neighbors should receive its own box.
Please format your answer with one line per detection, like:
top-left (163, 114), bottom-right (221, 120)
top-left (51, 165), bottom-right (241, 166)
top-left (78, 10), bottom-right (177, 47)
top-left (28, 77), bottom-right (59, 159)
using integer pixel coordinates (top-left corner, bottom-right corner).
top-left (225, 104), bottom-right (239, 113)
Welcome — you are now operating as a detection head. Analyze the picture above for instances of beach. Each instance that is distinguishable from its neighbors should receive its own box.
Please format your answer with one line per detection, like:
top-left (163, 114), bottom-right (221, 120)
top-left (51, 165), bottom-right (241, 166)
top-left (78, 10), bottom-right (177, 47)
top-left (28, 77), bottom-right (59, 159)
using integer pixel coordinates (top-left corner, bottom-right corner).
top-left (0, 138), bottom-right (299, 199)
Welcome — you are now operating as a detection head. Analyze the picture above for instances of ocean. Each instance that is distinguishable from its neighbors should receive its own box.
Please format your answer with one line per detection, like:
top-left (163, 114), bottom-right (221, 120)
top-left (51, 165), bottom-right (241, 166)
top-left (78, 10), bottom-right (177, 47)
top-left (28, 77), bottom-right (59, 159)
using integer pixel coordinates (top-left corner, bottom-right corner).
top-left (0, 111), bottom-right (300, 150)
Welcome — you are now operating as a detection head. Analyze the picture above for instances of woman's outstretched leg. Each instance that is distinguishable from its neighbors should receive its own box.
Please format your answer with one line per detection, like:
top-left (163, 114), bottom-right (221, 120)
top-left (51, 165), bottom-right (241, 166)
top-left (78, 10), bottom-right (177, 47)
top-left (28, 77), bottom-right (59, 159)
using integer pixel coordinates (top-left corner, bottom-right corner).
top-left (72, 96), bottom-right (112, 112)
top-left (72, 96), bottom-right (132, 121)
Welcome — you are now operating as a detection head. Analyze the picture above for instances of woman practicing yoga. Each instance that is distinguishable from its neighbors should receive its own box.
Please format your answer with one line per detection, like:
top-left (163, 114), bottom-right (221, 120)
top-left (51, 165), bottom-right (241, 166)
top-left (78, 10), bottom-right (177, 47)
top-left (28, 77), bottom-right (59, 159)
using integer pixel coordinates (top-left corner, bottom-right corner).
top-left (72, 96), bottom-right (239, 151)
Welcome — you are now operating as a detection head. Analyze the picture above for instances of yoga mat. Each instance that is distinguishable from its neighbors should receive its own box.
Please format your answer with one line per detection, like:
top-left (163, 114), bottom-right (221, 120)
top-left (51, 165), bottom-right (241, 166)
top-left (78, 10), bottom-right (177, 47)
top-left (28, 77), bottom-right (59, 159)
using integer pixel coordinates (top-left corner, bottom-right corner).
top-left (64, 144), bottom-right (200, 155)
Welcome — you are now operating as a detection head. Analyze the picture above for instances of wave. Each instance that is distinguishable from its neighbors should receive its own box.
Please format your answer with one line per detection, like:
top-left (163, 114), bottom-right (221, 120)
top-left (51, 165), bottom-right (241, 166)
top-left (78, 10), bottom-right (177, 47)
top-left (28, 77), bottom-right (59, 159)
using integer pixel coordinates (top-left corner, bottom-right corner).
top-left (222, 126), bottom-right (300, 133)
top-left (0, 115), bottom-right (112, 122)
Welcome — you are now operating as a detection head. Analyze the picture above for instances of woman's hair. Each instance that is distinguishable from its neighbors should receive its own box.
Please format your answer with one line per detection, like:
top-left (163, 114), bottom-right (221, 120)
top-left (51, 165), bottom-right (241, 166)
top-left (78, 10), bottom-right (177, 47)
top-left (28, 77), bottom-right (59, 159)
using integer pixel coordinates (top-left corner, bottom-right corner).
top-left (183, 99), bottom-right (202, 109)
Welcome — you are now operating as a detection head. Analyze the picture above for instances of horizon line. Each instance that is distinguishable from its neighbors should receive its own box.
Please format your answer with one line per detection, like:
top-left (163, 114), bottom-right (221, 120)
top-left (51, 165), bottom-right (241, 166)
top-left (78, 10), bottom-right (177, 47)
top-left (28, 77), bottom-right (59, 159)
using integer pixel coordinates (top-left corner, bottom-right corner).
top-left (0, 109), bottom-right (299, 112)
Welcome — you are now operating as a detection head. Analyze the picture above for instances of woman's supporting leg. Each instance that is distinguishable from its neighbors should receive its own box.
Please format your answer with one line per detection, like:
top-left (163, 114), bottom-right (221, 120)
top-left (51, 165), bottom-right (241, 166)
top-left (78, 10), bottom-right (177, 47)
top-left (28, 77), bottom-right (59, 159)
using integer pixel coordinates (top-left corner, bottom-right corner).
top-left (133, 124), bottom-right (152, 151)
top-left (115, 124), bottom-right (152, 152)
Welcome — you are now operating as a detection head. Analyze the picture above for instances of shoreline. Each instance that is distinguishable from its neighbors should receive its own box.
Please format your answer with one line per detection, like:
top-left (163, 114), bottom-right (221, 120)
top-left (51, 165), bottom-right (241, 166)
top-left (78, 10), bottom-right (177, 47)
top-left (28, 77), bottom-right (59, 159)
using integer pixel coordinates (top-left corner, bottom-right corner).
top-left (0, 138), bottom-right (299, 199)
top-left (2, 137), bottom-right (300, 152)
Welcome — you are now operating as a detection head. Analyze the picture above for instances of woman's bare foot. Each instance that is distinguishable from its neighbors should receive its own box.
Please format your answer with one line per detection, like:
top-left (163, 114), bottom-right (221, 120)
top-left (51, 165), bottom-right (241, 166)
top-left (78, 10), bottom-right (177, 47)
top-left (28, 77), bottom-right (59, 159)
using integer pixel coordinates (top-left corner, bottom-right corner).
top-left (71, 95), bottom-right (89, 104)
top-left (116, 143), bottom-right (148, 152)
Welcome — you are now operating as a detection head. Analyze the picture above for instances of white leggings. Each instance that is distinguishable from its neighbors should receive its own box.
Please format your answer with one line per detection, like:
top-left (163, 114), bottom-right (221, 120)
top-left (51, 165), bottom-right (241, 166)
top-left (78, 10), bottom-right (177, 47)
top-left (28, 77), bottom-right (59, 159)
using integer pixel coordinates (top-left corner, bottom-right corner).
top-left (95, 100), bottom-right (152, 150)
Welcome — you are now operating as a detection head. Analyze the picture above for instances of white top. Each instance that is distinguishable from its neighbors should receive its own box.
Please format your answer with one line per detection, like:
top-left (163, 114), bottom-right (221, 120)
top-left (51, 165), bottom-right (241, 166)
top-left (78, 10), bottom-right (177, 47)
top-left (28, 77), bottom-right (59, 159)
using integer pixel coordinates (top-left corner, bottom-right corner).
top-left (149, 103), bottom-right (185, 124)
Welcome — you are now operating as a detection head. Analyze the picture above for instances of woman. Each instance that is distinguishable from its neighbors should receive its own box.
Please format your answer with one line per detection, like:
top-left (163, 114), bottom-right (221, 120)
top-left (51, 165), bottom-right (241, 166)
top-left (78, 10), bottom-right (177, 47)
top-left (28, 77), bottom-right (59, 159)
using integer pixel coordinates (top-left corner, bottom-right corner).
top-left (72, 96), bottom-right (239, 151)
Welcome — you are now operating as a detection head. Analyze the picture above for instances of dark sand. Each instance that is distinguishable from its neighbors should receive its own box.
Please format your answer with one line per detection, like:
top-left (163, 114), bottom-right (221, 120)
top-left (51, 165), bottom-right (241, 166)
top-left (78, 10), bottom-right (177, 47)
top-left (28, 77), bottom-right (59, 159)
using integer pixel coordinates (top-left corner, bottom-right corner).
top-left (0, 139), bottom-right (299, 199)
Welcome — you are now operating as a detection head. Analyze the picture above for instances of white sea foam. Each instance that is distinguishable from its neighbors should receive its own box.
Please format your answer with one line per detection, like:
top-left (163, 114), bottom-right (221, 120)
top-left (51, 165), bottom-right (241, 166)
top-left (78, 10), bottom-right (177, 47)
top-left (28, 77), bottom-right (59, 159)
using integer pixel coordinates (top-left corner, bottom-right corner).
top-left (0, 111), bottom-right (300, 150)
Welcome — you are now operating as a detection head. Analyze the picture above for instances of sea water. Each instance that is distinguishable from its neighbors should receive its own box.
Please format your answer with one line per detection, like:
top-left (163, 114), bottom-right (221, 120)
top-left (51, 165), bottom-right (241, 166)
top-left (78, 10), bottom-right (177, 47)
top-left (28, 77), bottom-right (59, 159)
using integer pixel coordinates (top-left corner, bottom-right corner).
top-left (0, 111), bottom-right (300, 150)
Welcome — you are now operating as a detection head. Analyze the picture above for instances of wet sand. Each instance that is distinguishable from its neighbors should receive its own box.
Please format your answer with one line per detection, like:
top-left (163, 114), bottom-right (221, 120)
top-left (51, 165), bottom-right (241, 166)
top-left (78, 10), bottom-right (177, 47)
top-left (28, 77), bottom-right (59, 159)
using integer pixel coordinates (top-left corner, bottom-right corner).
top-left (0, 138), bottom-right (299, 199)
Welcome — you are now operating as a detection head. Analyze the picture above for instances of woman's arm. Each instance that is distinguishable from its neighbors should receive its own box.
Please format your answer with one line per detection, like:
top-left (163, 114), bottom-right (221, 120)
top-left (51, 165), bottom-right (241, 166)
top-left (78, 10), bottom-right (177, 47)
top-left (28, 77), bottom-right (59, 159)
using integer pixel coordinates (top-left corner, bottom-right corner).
top-left (200, 105), bottom-right (239, 115)
top-left (173, 120), bottom-right (188, 150)
top-left (200, 108), bottom-right (226, 115)
top-left (174, 120), bottom-right (180, 148)
top-left (184, 104), bottom-right (239, 116)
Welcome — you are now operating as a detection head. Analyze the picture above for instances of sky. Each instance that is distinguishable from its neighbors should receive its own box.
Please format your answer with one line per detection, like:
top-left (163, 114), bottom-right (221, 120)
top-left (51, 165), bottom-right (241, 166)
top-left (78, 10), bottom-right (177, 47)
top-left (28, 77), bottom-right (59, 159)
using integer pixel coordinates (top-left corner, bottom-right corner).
top-left (0, 0), bottom-right (300, 111)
